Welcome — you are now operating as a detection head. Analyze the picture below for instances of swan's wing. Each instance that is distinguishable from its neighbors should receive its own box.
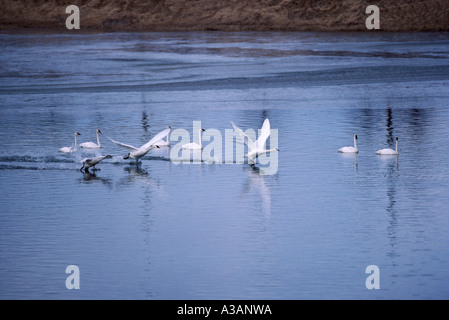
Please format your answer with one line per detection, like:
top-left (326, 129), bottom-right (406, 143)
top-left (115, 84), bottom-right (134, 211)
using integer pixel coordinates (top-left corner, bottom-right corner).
top-left (139, 127), bottom-right (171, 151)
top-left (107, 136), bottom-right (138, 152)
top-left (255, 118), bottom-right (271, 149)
top-left (231, 121), bottom-right (256, 151)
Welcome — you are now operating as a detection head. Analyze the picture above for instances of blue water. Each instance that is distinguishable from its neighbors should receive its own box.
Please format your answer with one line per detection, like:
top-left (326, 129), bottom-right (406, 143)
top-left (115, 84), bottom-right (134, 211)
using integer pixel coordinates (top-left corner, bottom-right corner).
top-left (1, 31), bottom-right (449, 300)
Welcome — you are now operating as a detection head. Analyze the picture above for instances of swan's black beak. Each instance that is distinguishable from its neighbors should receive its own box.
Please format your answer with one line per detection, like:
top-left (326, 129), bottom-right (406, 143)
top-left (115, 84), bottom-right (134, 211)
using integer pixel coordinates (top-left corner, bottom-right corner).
top-left (156, 146), bottom-right (160, 149)
top-left (124, 153), bottom-right (130, 160)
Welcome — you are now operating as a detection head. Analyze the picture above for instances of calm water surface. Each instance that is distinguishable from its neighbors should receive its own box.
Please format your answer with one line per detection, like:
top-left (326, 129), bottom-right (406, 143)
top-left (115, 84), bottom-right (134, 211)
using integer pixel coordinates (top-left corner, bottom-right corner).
top-left (0, 31), bottom-right (449, 299)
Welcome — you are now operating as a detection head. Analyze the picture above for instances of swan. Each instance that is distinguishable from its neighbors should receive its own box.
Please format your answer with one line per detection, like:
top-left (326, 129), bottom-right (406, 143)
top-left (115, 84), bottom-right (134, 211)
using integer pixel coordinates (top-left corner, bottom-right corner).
top-left (154, 126), bottom-right (171, 146)
top-left (59, 132), bottom-right (81, 153)
top-left (377, 137), bottom-right (399, 155)
top-left (339, 134), bottom-right (359, 153)
top-left (80, 129), bottom-right (102, 149)
top-left (182, 128), bottom-right (205, 150)
top-left (231, 118), bottom-right (279, 164)
top-left (108, 127), bottom-right (169, 161)
top-left (80, 155), bottom-right (112, 172)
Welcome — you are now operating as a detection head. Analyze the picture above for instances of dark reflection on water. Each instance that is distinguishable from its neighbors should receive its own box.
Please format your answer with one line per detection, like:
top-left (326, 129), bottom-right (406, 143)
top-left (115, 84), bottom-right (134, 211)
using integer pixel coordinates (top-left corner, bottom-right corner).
top-left (384, 156), bottom-right (399, 262)
top-left (79, 171), bottom-right (113, 188)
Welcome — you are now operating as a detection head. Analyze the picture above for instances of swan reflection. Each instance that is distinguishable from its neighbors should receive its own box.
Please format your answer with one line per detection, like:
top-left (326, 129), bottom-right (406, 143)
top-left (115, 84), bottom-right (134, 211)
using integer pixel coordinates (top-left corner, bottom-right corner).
top-left (338, 152), bottom-right (358, 172)
top-left (242, 165), bottom-right (272, 216)
top-left (78, 171), bottom-right (113, 188)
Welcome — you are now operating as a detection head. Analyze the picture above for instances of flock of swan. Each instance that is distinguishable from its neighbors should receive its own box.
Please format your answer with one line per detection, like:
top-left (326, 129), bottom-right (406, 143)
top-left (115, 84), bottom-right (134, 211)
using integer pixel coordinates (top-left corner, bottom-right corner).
top-left (59, 118), bottom-right (398, 173)
top-left (59, 119), bottom-right (280, 172)
top-left (338, 133), bottom-right (399, 155)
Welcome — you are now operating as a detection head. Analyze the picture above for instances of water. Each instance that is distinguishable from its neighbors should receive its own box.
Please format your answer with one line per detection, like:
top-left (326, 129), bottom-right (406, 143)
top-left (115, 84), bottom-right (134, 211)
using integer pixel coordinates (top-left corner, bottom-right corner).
top-left (1, 31), bottom-right (449, 300)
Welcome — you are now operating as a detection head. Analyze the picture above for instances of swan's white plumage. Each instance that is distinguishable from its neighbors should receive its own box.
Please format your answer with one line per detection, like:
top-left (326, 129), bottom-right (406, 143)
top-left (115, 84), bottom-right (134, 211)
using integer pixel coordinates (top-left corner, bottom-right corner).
top-left (182, 128), bottom-right (205, 150)
top-left (339, 134), bottom-right (358, 153)
top-left (182, 142), bottom-right (202, 150)
top-left (80, 129), bottom-right (102, 149)
top-left (59, 147), bottom-right (72, 153)
top-left (377, 137), bottom-right (399, 155)
top-left (154, 126), bottom-right (171, 146)
top-left (108, 127), bottom-right (170, 160)
top-left (59, 132), bottom-right (81, 153)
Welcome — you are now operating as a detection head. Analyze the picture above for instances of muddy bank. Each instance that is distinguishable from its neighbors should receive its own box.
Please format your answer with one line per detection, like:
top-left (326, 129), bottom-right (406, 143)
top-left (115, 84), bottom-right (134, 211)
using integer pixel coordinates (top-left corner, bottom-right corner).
top-left (1, 0), bottom-right (448, 32)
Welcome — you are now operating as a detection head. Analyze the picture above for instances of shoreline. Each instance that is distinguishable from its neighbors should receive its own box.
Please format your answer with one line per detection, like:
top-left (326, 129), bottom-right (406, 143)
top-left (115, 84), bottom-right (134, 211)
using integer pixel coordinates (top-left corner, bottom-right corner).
top-left (1, 28), bottom-right (448, 35)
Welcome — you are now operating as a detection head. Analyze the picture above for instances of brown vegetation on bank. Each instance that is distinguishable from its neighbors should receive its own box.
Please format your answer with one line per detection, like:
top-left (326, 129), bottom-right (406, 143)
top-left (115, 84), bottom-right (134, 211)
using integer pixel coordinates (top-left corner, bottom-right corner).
top-left (1, 0), bottom-right (448, 32)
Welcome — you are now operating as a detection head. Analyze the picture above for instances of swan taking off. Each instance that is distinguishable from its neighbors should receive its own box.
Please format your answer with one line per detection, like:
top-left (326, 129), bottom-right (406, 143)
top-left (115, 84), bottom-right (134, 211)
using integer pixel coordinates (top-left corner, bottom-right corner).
top-left (377, 137), bottom-right (399, 155)
top-left (108, 127), bottom-right (169, 161)
top-left (80, 129), bottom-right (102, 149)
top-left (339, 134), bottom-right (359, 153)
top-left (231, 118), bottom-right (279, 164)
top-left (59, 132), bottom-right (81, 153)
top-left (182, 128), bottom-right (205, 150)
top-left (154, 126), bottom-right (171, 147)
top-left (80, 155), bottom-right (112, 172)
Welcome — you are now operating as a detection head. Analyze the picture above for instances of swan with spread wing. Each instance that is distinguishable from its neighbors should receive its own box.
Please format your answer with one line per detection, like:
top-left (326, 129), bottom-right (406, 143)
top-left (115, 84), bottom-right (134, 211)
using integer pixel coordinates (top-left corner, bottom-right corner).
top-left (231, 118), bottom-right (279, 165)
top-left (108, 127), bottom-right (170, 161)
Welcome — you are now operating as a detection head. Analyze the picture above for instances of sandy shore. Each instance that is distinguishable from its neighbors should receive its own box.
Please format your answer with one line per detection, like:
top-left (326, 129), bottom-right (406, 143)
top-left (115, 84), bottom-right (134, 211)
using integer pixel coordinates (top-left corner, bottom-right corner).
top-left (1, 0), bottom-right (448, 32)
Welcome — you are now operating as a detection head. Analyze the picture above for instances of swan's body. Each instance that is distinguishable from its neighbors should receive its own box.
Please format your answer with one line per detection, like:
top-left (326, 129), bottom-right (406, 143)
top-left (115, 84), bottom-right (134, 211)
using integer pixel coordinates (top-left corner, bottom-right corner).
top-left (80, 155), bottom-right (112, 172)
top-left (108, 127), bottom-right (170, 161)
top-left (377, 137), bottom-right (399, 155)
top-left (59, 132), bottom-right (81, 153)
top-left (182, 128), bottom-right (205, 150)
top-left (154, 126), bottom-right (171, 146)
top-left (231, 118), bottom-right (279, 164)
top-left (80, 129), bottom-right (102, 149)
top-left (339, 134), bottom-right (359, 153)
top-left (123, 145), bottom-right (160, 160)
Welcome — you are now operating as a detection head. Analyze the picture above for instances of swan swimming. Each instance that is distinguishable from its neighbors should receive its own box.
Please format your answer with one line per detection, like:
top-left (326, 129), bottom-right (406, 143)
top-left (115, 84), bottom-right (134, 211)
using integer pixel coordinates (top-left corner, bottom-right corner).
top-left (231, 118), bottom-right (279, 165)
top-left (154, 126), bottom-right (171, 146)
top-left (108, 127), bottom-right (170, 161)
top-left (59, 132), bottom-right (81, 153)
top-left (80, 129), bottom-right (102, 149)
top-left (377, 137), bottom-right (399, 155)
top-left (80, 155), bottom-right (112, 172)
top-left (182, 128), bottom-right (205, 150)
top-left (339, 134), bottom-right (359, 153)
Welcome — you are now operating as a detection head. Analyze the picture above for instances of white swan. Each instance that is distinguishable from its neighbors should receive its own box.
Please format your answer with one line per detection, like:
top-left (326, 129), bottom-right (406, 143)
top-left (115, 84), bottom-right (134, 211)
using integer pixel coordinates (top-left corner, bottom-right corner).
top-left (59, 132), bottom-right (81, 153)
top-left (182, 128), bottom-right (205, 150)
top-left (154, 126), bottom-right (171, 146)
top-left (377, 137), bottom-right (399, 155)
top-left (339, 134), bottom-right (359, 153)
top-left (231, 118), bottom-right (279, 164)
top-left (80, 155), bottom-right (112, 172)
top-left (80, 129), bottom-right (102, 149)
top-left (108, 127), bottom-right (170, 161)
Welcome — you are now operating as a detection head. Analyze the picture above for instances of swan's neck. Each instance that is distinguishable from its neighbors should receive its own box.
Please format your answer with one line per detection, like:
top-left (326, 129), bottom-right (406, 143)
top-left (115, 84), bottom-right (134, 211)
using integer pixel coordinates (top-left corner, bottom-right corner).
top-left (74, 134), bottom-right (78, 147)
top-left (198, 129), bottom-right (202, 148)
top-left (395, 139), bottom-right (398, 152)
top-left (166, 131), bottom-right (170, 144)
top-left (96, 131), bottom-right (101, 147)
top-left (354, 136), bottom-right (357, 149)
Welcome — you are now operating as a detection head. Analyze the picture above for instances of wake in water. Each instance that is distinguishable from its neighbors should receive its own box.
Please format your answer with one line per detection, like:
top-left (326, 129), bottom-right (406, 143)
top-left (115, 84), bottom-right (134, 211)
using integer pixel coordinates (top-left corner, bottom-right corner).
top-left (0, 154), bottom-right (170, 171)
